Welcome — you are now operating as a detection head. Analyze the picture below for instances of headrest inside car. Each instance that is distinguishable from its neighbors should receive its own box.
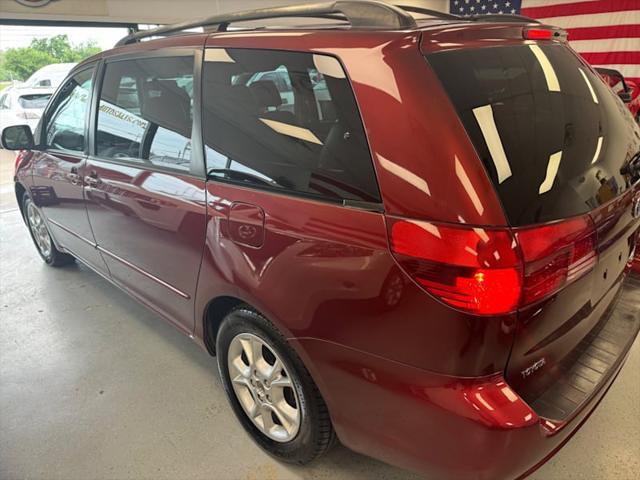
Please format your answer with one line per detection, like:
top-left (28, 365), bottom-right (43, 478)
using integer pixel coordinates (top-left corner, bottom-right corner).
top-left (249, 80), bottom-right (283, 109)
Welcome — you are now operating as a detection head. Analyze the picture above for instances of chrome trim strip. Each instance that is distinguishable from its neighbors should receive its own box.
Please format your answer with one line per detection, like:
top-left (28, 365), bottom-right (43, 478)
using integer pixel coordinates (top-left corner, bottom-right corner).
top-left (96, 245), bottom-right (191, 299)
top-left (47, 218), bottom-right (97, 247)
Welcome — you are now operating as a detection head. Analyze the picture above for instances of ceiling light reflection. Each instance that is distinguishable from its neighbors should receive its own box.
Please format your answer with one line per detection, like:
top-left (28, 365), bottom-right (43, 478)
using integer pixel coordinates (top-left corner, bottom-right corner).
top-left (529, 45), bottom-right (560, 92)
top-left (377, 154), bottom-right (431, 196)
top-left (579, 68), bottom-right (599, 104)
top-left (539, 150), bottom-right (563, 194)
top-left (259, 118), bottom-right (322, 145)
top-left (591, 136), bottom-right (603, 164)
top-left (455, 156), bottom-right (485, 216)
top-left (472, 105), bottom-right (512, 184)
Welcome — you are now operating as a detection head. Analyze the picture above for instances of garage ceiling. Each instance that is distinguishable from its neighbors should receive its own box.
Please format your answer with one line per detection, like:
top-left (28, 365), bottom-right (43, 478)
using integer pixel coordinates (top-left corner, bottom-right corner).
top-left (0, 0), bottom-right (447, 25)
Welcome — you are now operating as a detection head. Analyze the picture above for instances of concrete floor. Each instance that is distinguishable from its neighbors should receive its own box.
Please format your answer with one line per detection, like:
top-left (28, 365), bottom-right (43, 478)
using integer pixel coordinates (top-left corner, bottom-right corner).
top-left (0, 149), bottom-right (639, 480)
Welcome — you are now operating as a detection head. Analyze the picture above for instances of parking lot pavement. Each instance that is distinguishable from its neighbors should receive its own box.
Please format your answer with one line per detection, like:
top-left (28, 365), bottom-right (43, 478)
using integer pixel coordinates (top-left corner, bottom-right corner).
top-left (0, 149), bottom-right (17, 212)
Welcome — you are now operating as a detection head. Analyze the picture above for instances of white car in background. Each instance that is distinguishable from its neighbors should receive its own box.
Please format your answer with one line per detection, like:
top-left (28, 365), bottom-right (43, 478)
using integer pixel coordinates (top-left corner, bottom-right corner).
top-left (24, 62), bottom-right (77, 89)
top-left (0, 86), bottom-right (54, 134)
top-left (0, 63), bottom-right (76, 137)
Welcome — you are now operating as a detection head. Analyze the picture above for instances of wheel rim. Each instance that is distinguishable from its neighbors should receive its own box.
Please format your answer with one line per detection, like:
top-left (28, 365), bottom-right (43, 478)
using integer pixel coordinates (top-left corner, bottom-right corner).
top-left (227, 332), bottom-right (301, 442)
top-left (26, 202), bottom-right (52, 258)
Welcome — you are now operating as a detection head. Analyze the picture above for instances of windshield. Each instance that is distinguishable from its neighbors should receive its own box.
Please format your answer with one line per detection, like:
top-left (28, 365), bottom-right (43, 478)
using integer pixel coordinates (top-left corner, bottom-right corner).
top-left (18, 94), bottom-right (52, 109)
top-left (427, 43), bottom-right (640, 226)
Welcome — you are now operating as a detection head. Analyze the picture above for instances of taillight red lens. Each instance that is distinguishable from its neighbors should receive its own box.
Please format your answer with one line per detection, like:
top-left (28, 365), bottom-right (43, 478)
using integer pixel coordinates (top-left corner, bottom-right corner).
top-left (388, 215), bottom-right (598, 315)
top-left (524, 28), bottom-right (554, 40)
top-left (516, 215), bottom-right (597, 305)
top-left (389, 220), bottom-right (522, 315)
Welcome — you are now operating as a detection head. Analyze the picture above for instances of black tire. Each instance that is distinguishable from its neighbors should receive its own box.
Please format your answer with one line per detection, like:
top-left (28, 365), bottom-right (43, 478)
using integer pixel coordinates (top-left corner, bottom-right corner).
top-left (216, 306), bottom-right (336, 464)
top-left (22, 193), bottom-right (74, 267)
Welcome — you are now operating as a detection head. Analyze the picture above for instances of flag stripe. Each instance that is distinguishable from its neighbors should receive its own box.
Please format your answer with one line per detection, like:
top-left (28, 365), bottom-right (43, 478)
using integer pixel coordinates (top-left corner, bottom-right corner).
top-left (534, 10), bottom-right (640, 29)
top-left (590, 64), bottom-right (640, 78)
top-left (566, 24), bottom-right (640, 40)
top-left (522, 0), bottom-right (598, 7)
top-left (580, 51), bottom-right (640, 65)
top-left (521, 0), bottom-right (639, 19)
top-left (570, 38), bottom-right (640, 52)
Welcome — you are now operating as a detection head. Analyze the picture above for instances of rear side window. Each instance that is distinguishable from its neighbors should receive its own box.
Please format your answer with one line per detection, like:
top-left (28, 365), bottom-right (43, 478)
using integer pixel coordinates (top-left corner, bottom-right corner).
top-left (427, 44), bottom-right (640, 226)
top-left (18, 94), bottom-right (51, 109)
top-left (202, 48), bottom-right (380, 203)
top-left (96, 56), bottom-right (194, 172)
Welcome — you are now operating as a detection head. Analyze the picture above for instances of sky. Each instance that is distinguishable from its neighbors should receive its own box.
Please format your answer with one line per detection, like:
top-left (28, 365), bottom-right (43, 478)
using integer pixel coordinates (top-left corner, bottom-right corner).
top-left (0, 25), bottom-right (131, 51)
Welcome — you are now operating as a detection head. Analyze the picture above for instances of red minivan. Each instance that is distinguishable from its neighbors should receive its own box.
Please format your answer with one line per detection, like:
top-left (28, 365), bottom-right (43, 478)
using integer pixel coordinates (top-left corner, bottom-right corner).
top-left (3, 3), bottom-right (639, 478)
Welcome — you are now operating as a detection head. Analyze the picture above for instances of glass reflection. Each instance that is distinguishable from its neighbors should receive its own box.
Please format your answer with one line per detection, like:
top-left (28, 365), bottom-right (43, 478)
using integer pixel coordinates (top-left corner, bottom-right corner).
top-left (96, 56), bottom-right (194, 172)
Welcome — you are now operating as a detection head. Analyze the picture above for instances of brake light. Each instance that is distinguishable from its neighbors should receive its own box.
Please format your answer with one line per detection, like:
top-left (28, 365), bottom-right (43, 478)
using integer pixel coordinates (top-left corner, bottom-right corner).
top-left (388, 215), bottom-right (598, 315)
top-left (524, 28), bottom-right (553, 40)
top-left (516, 216), bottom-right (597, 305)
top-left (389, 220), bottom-right (522, 315)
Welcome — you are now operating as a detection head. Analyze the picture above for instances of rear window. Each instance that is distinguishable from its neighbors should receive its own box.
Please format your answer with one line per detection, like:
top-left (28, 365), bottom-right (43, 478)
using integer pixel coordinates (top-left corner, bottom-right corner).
top-left (18, 94), bottom-right (51, 109)
top-left (427, 44), bottom-right (640, 226)
top-left (202, 48), bottom-right (380, 204)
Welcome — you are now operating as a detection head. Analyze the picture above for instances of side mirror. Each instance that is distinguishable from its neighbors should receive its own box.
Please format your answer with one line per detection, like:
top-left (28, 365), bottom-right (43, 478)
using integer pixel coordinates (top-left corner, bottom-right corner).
top-left (618, 90), bottom-right (632, 103)
top-left (1, 125), bottom-right (35, 150)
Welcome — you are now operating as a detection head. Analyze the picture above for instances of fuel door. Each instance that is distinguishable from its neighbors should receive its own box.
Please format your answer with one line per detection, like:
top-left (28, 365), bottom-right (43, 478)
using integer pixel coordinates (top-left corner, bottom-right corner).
top-left (228, 202), bottom-right (265, 248)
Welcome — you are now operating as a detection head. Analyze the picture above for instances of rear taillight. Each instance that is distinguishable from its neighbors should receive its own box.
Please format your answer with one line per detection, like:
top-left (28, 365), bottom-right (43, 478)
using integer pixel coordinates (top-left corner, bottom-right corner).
top-left (388, 215), bottom-right (598, 315)
top-left (516, 215), bottom-right (597, 305)
top-left (389, 220), bottom-right (522, 315)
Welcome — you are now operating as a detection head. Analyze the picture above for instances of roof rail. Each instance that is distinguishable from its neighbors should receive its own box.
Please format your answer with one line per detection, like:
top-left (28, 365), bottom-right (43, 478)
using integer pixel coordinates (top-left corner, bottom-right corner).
top-left (116, 1), bottom-right (417, 46)
top-left (469, 13), bottom-right (540, 24)
top-left (394, 5), bottom-right (463, 21)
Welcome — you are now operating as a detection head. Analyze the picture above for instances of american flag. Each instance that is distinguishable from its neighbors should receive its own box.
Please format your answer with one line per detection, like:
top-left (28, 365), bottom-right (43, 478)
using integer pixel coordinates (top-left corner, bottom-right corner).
top-left (449, 0), bottom-right (640, 84)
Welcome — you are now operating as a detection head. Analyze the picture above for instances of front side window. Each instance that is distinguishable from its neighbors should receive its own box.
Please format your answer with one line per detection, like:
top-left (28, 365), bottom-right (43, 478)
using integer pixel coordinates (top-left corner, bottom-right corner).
top-left (46, 68), bottom-right (93, 152)
top-left (96, 56), bottom-right (194, 172)
top-left (202, 48), bottom-right (380, 203)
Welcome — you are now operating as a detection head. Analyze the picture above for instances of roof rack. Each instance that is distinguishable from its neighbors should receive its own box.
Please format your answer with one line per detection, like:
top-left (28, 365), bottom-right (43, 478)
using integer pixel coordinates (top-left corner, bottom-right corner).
top-left (469, 13), bottom-right (540, 24)
top-left (116, 0), bottom-right (417, 46)
top-left (394, 5), bottom-right (463, 21)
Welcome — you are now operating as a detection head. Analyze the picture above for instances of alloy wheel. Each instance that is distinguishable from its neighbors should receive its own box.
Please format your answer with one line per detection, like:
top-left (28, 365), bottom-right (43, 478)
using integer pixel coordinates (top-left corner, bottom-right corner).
top-left (227, 332), bottom-right (301, 442)
top-left (26, 202), bottom-right (52, 259)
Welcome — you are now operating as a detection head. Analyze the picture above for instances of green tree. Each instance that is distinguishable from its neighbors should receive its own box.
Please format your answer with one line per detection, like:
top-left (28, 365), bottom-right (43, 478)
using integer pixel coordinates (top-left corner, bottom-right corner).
top-left (0, 35), bottom-right (101, 82)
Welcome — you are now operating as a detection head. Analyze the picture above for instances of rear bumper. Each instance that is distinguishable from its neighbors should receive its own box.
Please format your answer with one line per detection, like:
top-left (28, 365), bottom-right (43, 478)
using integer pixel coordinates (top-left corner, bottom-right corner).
top-left (291, 283), bottom-right (639, 479)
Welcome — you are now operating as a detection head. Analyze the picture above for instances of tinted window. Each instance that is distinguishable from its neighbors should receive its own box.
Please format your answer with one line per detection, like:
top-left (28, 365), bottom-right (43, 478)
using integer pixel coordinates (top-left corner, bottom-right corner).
top-left (428, 44), bottom-right (640, 226)
top-left (46, 68), bottom-right (93, 152)
top-left (202, 49), bottom-right (380, 203)
top-left (18, 94), bottom-right (51, 109)
top-left (96, 56), bottom-right (194, 172)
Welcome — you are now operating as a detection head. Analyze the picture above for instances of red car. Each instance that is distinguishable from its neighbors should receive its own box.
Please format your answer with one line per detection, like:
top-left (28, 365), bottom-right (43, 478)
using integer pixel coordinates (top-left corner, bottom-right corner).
top-left (596, 67), bottom-right (640, 123)
top-left (3, 3), bottom-right (640, 479)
